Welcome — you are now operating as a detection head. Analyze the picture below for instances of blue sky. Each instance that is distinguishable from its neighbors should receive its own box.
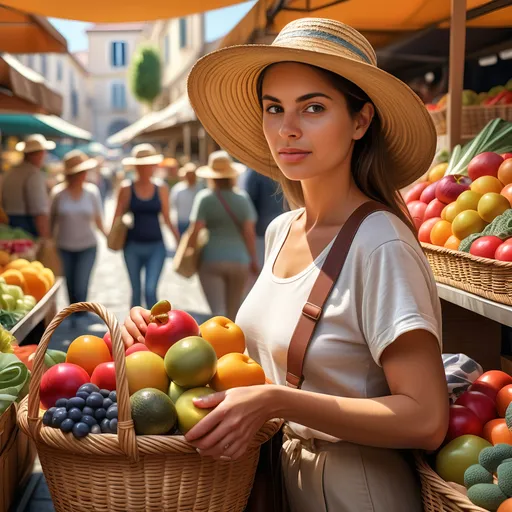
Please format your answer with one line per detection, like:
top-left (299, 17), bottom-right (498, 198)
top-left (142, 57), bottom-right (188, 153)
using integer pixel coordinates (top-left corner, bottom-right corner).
top-left (50, 1), bottom-right (257, 52)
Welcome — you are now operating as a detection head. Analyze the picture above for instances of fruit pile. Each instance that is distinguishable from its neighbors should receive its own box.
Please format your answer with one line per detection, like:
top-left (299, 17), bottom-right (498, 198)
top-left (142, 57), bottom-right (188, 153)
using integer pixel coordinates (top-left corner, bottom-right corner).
top-left (39, 300), bottom-right (266, 439)
top-left (406, 153), bottom-right (512, 260)
top-left (0, 226), bottom-right (35, 256)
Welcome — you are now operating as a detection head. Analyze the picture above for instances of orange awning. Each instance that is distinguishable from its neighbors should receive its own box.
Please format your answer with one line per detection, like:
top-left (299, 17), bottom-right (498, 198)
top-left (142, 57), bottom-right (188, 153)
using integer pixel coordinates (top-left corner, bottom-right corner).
top-left (0, 5), bottom-right (67, 53)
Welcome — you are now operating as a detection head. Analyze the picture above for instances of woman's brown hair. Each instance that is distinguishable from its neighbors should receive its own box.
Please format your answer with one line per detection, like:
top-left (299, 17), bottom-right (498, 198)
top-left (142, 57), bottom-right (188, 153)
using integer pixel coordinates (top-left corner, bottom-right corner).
top-left (257, 64), bottom-right (415, 232)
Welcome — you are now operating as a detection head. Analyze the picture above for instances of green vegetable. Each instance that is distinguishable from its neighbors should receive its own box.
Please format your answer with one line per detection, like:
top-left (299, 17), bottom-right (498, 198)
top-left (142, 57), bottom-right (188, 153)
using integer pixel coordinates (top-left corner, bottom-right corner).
top-left (465, 463), bottom-right (493, 488)
top-left (0, 352), bottom-right (30, 414)
top-left (498, 461), bottom-right (512, 498)
top-left (0, 326), bottom-right (15, 353)
top-left (446, 119), bottom-right (512, 176)
top-left (459, 209), bottom-right (512, 252)
top-left (0, 310), bottom-right (24, 330)
top-left (467, 483), bottom-right (507, 511)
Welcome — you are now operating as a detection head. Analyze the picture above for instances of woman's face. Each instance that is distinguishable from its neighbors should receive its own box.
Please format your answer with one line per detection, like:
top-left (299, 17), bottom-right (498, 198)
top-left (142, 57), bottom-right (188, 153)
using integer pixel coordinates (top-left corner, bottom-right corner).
top-left (261, 62), bottom-right (373, 183)
top-left (136, 164), bottom-right (155, 180)
top-left (68, 170), bottom-right (87, 186)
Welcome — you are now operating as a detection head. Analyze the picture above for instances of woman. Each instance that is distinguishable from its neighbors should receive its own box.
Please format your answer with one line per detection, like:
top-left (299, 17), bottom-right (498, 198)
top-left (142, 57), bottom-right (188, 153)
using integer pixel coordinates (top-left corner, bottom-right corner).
top-left (122, 19), bottom-right (448, 512)
top-left (113, 144), bottom-right (180, 309)
top-left (188, 151), bottom-right (258, 321)
top-left (50, 150), bottom-right (107, 318)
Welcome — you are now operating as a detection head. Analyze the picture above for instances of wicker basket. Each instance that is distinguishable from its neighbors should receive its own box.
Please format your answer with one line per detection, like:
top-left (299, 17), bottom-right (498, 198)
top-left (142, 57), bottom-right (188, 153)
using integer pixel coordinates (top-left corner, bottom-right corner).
top-left (422, 242), bottom-right (512, 306)
top-left (17, 302), bottom-right (282, 512)
top-left (429, 104), bottom-right (512, 137)
top-left (415, 452), bottom-right (487, 512)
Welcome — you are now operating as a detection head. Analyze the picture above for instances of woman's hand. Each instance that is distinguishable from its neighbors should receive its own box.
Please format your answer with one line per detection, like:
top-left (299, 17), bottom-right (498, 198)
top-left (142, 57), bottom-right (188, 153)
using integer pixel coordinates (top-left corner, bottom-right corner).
top-left (185, 385), bottom-right (275, 461)
top-left (121, 306), bottom-right (151, 347)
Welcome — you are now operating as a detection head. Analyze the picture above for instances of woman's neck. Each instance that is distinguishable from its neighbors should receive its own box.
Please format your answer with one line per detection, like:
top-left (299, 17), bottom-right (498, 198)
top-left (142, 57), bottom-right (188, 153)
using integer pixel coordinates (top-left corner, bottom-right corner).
top-left (67, 181), bottom-right (83, 195)
top-left (136, 176), bottom-right (152, 186)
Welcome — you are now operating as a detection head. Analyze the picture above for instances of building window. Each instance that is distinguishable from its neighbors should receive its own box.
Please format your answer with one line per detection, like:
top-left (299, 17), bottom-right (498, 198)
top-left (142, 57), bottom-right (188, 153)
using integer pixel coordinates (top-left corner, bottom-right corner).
top-left (179, 18), bottom-right (187, 49)
top-left (69, 70), bottom-right (75, 89)
top-left (164, 34), bottom-right (170, 65)
top-left (111, 83), bottom-right (127, 110)
top-left (27, 55), bottom-right (34, 68)
top-left (71, 90), bottom-right (79, 119)
top-left (57, 59), bottom-right (63, 81)
top-left (111, 41), bottom-right (127, 67)
top-left (41, 55), bottom-right (47, 77)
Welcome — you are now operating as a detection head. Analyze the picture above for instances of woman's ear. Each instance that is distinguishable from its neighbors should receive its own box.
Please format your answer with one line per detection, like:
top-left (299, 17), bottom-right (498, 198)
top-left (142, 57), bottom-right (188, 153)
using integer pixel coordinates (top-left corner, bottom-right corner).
top-left (353, 102), bottom-right (375, 141)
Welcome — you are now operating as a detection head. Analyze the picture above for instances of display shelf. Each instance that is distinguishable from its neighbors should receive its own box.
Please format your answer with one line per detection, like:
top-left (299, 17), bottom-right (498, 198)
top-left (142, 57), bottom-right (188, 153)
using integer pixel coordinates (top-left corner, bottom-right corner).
top-left (437, 282), bottom-right (512, 328)
top-left (9, 278), bottom-right (62, 343)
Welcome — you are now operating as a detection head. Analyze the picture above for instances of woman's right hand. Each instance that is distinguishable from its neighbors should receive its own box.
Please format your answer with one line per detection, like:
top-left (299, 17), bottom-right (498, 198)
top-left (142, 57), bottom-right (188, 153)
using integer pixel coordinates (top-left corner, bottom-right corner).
top-left (121, 306), bottom-right (151, 347)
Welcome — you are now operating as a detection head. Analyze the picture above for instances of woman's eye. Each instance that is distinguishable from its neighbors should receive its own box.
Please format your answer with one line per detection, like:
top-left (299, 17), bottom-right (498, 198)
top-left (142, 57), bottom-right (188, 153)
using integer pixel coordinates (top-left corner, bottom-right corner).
top-left (305, 104), bottom-right (324, 113)
top-left (266, 105), bottom-right (282, 114)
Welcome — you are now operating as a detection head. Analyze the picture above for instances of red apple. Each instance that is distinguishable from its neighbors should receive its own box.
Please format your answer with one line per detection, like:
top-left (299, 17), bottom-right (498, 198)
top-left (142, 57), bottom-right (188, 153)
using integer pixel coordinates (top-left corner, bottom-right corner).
top-left (126, 343), bottom-right (150, 356)
top-left (91, 361), bottom-right (116, 391)
top-left (468, 152), bottom-right (504, 181)
top-left (145, 301), bottom-right (200, 357)
top-left (471, 370), bottom-right (512, 401)
top-left (424, 199), bottom-right (446, 220)
top-left (404, 182), bottom-right (430, 204)
top-left (103, 332), bottom-right (113, 356)
top-left (40, 363), bottom-right (90, 409)
top-left (436, 175), bottom-right (472, 204)
top-left (495, 239), bottom-right (512, 262)
top-left (469, 236), bottom-right (504, 259)
top-left (418, 217), bottom-right (442, 243)
top-left (420, 181), bottom-right (439, 204)
top-left (445, 404), bottom-right (483, 443)
top-left (502, 153), bottom-right (512, 161)
top-left (455, 390), bottom-right (497, 425)
top-left (407, 200), bottom-right (428, 228)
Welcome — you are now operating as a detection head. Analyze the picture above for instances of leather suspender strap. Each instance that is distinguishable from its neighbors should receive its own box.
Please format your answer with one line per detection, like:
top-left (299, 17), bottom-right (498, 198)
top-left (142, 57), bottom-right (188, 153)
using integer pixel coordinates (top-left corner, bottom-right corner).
top-left (285, 201), bottom-right (392, 389)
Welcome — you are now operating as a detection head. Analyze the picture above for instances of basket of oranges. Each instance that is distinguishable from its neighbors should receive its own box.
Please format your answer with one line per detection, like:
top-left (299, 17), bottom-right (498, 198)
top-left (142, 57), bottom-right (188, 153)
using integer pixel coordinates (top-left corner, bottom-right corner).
top-left (17, 301), bottom-right (281, 512)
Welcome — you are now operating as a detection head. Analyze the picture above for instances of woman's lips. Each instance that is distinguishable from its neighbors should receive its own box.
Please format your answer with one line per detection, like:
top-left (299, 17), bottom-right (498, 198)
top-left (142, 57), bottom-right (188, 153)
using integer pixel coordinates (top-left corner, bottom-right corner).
top-left (278, 151), bottom-right (311, 163)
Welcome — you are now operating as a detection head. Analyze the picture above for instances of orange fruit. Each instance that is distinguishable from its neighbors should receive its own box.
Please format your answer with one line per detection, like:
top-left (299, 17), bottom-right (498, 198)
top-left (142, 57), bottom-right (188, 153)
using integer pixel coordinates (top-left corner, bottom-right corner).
top-left (210, 353), bottom-right (266, 391)
top-left (5, 258), bottom-right (30, 271)
top-left (19, 267), bottom-right (49, 301)
top-left (482, 418), bottom-right (512, 445)
top-left (66, 335), bottom-right (112, 375)
top-left (502, 183), bottom-right (512, 207)
top-left (442, 202), bottom-right (462, 223)
top-left (41, 268), bottom-right (55, 287)
top-left (428, 163), bottom-right (448, 182)
top-left (498, 159), bottom-right (512, 186)
top-left (444, 235), bottom-right (461, 250)
top-left (497, 384), bottom-right (512, 417)
top-left (1, 269), bottom-right (26, 292)
top-left (456, 190), bottom-right (482, 212)
top-left (200, 316), bottom-right (246, 358)
top-left (125, 351), bottom-right (169, 395)
top-left (452, 210), bottom-right (487, 240)
top-left (0, 251), bottom-right (10, 266)
top-left (31, 261), bottom-right (45, 271)
top-left (470, 175), bottom-right (504, 195)
top-left (477, 193), bottom-right (510, 223)
top-left (498, 498), bottom-right (512, 512)
top-left (430, 220), bottom-right (452, 246)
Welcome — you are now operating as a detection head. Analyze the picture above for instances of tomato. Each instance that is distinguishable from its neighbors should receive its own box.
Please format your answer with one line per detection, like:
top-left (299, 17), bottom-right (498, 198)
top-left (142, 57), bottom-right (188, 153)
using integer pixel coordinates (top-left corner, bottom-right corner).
top-left (40, 363), bottom-right (90, 409)
top-left (91, 361), bottom-right (116, 391)
top-left (445, 405), bottom-right (483, 443)
top-left (496, 240), bottom-right (512, 262)
top-left (483, 418), bottom-right (512, 445)
top-left (469, 236), bottom-right (504, 259)
top-left (496, 384), bottom-right (512, 417)
top-left (455, 390), bottom-right (497, 425)
top-left (436, 435), bottom-right (492, 485)
top-left (471, 370), bottom-right (512, 401)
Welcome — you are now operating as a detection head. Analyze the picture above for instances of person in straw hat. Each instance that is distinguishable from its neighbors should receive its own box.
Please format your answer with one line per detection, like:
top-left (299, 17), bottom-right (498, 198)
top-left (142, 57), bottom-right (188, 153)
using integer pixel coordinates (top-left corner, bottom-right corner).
top-left (179, 150), bottom-right (258, 321)
top-left (123, 18), bottom-right (447, 511)
top-left (113, 144), bottom-right (180, 309)
top-left (50, 150), bottom-right (108, 323)
top-left (169, 162), bottom-right (203, 236)
top-left (1, 134), bottom-right (55, 239)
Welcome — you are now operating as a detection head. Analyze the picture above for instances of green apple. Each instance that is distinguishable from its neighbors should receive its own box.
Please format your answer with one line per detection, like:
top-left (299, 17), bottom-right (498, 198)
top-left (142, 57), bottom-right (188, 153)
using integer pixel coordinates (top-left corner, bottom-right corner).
top-left (0, 294), bottom-right (16, 311)
top-left (6, 284), bottom-right (24, 302)
top-left (175, 387), bottom-right (216, 434)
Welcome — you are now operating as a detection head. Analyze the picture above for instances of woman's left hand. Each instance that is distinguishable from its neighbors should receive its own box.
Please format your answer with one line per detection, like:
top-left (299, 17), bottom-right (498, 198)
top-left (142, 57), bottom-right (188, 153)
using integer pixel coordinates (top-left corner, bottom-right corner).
top-left (185, 385), bottom-right (274, 461)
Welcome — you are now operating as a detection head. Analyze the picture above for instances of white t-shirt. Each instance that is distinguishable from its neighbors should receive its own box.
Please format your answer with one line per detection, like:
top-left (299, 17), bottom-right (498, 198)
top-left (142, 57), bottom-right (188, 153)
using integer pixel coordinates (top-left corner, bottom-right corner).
top-left (170, 181), bottom-right (202, 224)
top-left (236, 208), bottom-right (442, 442)
top-left (50, 182), bottom-right (102, 251)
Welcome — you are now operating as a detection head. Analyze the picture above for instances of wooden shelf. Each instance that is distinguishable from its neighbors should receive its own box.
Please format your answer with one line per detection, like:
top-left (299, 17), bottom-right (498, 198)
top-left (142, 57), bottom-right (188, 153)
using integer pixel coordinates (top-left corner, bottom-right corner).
top-left (437, 282), bottom-right (512, 328)
top-left (10, 278), bottom-right (62, 343)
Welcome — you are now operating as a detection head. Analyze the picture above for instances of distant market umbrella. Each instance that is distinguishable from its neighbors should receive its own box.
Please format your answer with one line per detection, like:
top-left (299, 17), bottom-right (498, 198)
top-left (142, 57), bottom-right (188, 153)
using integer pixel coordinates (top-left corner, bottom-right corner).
top-left (0, 5), bottom-right (67, 53)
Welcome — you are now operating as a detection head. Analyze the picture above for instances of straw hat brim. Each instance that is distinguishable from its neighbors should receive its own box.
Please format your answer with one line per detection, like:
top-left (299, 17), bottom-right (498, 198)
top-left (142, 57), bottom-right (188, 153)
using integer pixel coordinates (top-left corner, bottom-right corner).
top-left (178, 167), bottom-right (197, 177)
top-left (65, 157), bottom-right (98, 176)
top-left (122, 154), bottom-right (164, 166)
top-left (195, 162), bottom-right (246, 180)
top-left (15, 140), bottom-right (56, 153)
top-left (188, 45), bottom-right (436, 189)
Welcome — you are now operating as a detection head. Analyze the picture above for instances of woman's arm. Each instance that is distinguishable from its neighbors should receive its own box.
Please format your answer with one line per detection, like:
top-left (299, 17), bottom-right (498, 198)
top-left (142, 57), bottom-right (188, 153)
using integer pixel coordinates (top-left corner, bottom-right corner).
top-left (112, 183), bottom-right (130, 228)
top-left (159, 185), bottom-right (180, 242)
top-left (242, 221), bottom-right (259, 274)
top-left (95, 215), bottom-right (108, 237)
top-left (186, 330), bottom-right (448, 460)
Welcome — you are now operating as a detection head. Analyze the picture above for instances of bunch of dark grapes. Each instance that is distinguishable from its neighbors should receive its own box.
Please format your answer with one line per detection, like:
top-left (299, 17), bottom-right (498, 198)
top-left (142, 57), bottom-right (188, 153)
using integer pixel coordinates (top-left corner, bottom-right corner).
top-left (42, 384), bottom-right (118, 438)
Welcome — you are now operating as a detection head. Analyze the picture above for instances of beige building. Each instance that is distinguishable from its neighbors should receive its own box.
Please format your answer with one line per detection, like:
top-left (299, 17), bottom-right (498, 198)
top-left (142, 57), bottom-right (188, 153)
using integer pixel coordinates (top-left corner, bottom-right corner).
top-left (14, 52), bottom-right (91, 132)
top-left (86, 23), bottom-right (146, 143)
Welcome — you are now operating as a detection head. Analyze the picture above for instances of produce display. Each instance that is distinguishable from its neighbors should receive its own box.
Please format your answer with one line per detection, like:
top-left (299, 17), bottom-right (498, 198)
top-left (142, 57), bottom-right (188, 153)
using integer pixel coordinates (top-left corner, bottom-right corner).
top-left (0, 226), bottom-right (35, 256)
top-left (37, 300), bottom-right (266, 440)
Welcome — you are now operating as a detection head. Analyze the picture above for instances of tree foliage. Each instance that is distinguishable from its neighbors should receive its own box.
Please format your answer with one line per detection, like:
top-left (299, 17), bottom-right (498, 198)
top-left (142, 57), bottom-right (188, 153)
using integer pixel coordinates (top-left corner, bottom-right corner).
top-left (130, 44), bottom-right (162, 108)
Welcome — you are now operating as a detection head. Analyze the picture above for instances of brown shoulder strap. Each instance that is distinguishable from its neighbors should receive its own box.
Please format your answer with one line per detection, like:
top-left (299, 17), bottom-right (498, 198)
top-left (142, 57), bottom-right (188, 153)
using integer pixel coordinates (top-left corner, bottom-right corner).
top-left (215, 189), bottom-right (244, 233)
top-left (286, 201), bottom-right (392, 389)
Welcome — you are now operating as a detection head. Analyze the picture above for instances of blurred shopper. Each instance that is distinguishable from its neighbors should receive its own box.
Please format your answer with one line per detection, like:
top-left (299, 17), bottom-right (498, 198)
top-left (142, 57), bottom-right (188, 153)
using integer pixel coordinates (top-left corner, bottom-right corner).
top-left (170, 162), bottom-right (203, 236)
top-left (113, 144), bottom-right (180, 308)
top-left (1, 134), bottom-right (54, 239)
top-left (187, 151), bottom-right (258, 321)
top-left (50, 150), bottom-right (107, 320)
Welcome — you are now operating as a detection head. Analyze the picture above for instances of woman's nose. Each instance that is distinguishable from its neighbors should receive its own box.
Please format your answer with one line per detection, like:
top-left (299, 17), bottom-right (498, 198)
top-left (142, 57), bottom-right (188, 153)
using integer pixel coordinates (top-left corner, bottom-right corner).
top-left (278, 112), bottom-right (302, 139)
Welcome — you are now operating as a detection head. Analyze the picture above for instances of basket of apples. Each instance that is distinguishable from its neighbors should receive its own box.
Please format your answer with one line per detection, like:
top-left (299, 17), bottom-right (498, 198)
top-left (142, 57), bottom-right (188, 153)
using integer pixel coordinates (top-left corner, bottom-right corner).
top-left (16, 301), bottom-right (281, 512)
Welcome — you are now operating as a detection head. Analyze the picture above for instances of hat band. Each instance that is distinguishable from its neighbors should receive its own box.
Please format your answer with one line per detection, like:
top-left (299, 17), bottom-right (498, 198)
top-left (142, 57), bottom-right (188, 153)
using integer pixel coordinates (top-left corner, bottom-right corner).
top-left (275, 29), bottom-right (372, 65)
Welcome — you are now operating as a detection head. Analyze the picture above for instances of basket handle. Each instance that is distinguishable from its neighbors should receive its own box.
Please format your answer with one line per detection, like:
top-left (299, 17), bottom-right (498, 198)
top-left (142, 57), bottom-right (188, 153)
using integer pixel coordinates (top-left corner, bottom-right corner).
top-left (27, 302), bottom-right (139, 461)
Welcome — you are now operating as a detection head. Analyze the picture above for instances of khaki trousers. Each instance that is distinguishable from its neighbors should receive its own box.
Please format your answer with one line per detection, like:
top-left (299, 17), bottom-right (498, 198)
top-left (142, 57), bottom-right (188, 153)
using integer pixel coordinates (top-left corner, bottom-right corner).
top-left (199, 261), bottom-right (249, 321)
top-left (281, 427), bottom-right (423, 512)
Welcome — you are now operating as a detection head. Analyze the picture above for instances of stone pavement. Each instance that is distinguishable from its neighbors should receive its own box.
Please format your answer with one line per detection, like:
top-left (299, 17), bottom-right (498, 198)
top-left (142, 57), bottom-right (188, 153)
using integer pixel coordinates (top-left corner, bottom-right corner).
top-left (12, 196), bottom-right (211, 512)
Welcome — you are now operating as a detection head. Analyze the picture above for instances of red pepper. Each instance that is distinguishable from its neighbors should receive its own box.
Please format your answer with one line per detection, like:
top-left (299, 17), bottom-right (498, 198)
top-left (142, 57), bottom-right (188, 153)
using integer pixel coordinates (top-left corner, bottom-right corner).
top-left (497, 91), bottom-right (512, 105)
top-left (12, 344), bottom-right (38, 369)
top-left (486, 91), bottom-right (508, 106)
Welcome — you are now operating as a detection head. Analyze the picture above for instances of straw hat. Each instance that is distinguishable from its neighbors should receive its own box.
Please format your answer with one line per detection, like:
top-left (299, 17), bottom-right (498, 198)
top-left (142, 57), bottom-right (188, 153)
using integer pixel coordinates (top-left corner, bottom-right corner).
top-left (63, 150), bottom-right (98, 176)
top-left (188, 18), bottom-right (436, 189)
top-left (178, 162), bottom-right (198, 177)
top-left (15, 134), bottom-right (56, 153)
top-left (122, 144), bottom-right (164, 166)
top-left (196, 151), bottom-right (246, 180)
